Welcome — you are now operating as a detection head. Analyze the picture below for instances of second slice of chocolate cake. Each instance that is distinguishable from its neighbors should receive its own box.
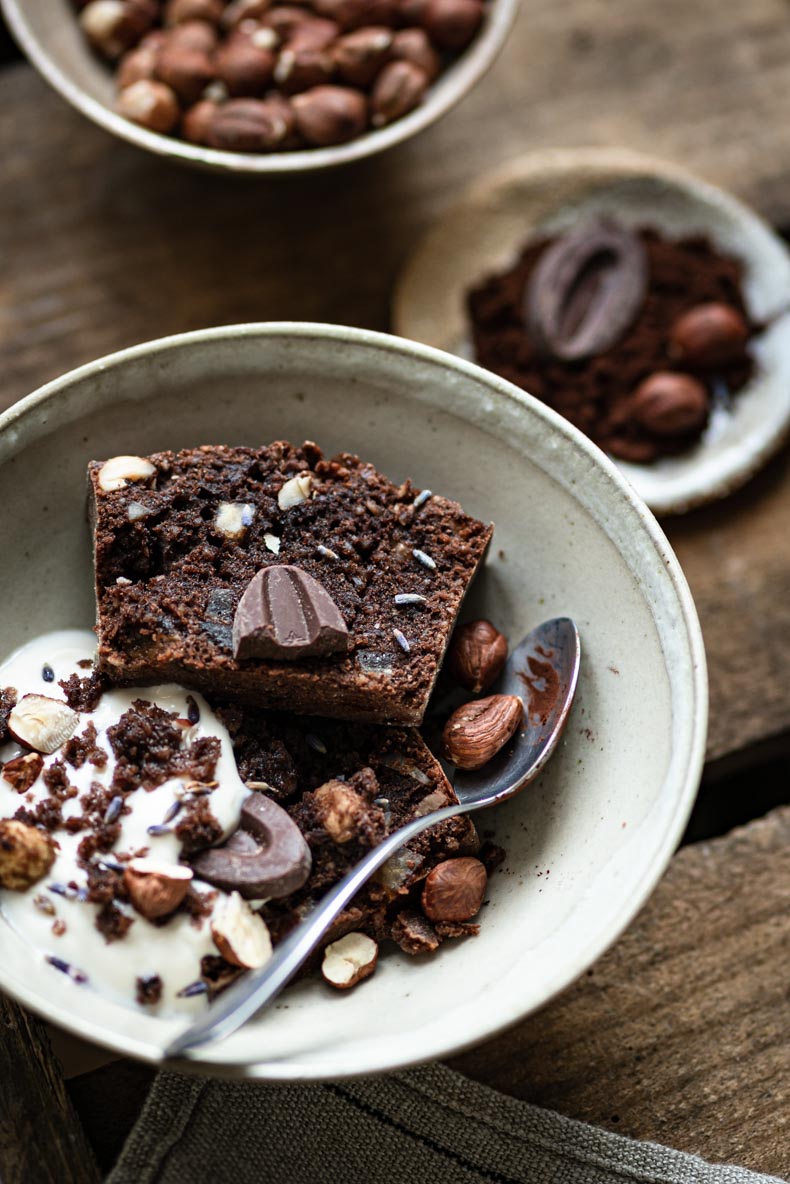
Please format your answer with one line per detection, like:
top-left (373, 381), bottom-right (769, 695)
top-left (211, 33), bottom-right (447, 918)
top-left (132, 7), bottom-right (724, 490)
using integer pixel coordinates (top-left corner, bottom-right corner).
top-left (90, 442), bottom-right (493, 725)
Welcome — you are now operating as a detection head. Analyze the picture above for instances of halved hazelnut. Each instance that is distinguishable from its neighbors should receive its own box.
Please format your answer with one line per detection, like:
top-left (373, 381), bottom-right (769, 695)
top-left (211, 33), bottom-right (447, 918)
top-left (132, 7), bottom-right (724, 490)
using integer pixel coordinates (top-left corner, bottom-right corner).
top-left (124, 857), bottom-right (193, 919)
top-left (211, 891), bottom-right (272, 969)
top-left (321, 931), bottom-right (378, 989)
top-left (0, 820), bottom-right (56, 891)
top-left (277, 472), bottom-right (313, 509)
top-left (214, 502), bottom-right (256, 540)
top-left (8, 695), bottom-right (78, 755)
top-left (1, 752), bottom-right (44, 793)
top-left (97, 455), bottom-right (156, 492)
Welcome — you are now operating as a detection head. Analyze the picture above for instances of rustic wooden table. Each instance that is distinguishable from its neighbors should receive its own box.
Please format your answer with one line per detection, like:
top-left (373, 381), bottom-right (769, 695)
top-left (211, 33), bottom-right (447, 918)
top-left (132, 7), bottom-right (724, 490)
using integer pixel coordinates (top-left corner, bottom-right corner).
top-left (1, 0), bottom-right (789, 1179)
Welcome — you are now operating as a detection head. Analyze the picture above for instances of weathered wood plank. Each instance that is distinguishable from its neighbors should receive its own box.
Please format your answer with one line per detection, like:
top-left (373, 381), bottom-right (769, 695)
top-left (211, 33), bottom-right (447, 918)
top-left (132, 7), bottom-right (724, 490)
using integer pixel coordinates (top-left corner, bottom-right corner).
top-left (452, 806), bottom-right (790, 1177)
top-left (0, 993), bottom-right (101, 1184)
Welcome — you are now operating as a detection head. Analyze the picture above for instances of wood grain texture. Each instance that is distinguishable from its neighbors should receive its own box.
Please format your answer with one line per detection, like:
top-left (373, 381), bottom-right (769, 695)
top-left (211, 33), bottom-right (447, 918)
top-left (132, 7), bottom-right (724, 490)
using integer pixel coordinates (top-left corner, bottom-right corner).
top-left (452, 806), bottom-right (790, 1177)
top-left (0, 993), bottom-right (101, 1184)
top-left (3, 2), bottom-right (790, 764)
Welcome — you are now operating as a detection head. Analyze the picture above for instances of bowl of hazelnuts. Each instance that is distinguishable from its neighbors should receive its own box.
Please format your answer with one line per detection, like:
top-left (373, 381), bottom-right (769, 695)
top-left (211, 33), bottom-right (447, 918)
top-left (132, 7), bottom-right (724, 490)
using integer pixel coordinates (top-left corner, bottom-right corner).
top-left (2, 0), bottom-right (519, 172)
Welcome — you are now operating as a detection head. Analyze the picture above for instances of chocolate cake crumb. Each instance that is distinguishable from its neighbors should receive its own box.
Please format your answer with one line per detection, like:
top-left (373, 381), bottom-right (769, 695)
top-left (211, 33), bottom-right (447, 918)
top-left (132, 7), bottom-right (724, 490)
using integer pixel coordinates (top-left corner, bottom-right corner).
top-left (434, 920), bottom-right (480, 939)
top-left (200, 954), bottom-right (243, 999)
top-left (63, 722), bottom-right (108, 770)
top-left (478, 841), bottom-right (506, 876)
top-left (136, 974), bottom-right (163, 1006)
top-left (95, 900), bottom-right (134, 943)
top-left (391, 910), bottom-right (441, 955)
top-left (0, 687), bottom-right (17, 744)
top-left (59, 671), bottom-right (107, 712)
top-left (14, 799), bottom-right (63, 832)
top-left (175, 798), bottom-right (222, 855)
top-left (107, 699), bottom-right (220, 793)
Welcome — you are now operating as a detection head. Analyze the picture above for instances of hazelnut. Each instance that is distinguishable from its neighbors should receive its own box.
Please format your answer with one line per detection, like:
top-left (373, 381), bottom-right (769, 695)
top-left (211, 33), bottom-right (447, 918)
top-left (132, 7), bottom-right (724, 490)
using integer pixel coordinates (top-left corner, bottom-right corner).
top-left (0, 820), bottom-right (56, 891)
top-left (167, 19), bottom-right (221, 52)
top-left (278, 471), bottom-right (313, 507)
top-left (8, 695), bottom-right (79, 755)
top-left (206, 98), bottom-right (294, 151)
top-left (442, 693), bottom-right (523, 770)
top-left (214, 501), bottom-right (256, 539)
top-left (211, 890), bottom-right (272, 968)
top-left (182, 99), bottom-right (219, 143)
top-left (421, 857), bottom-right (487, 921)
top-left (116, 42), bottom-right (160, 89)
top-left (262, 6), bottom-right (312, 38)
top-left (312, 779), bottom-right (368, 844)
top-left (79, 0), bottom-right (157, 60)
top-left (371, 59), bottom-right (429, 126)
top-left (292, 85), bottom-right (368, 146)
top-left (631, 371), bottom-right (710, 437)
top-left (333, 26), bottom-right (394, 88)
top-left (669, 302), bottom-right (749, 371)
top-left (447, 619), bottom-right (508, 693)
top-left (286, 16), bottom-right (342, 52)
top-left (97, 454), bottom-right (157, 491)
top-left (313, 0), bottom-right (399, 30)
top-left (2, 753), bottom-right (44, 793)
top-left (155, 44), bottom-right (216, 104)
top-left (390, 27), bottom-right (441, 81)
top-left (274, 47), bottom-right (334, 94)
top-left (423, 0), bottom-right (484, 50)
top-left (117, 79), bottom-right (181, 132)
top-left (222, 0), bottom-right (273, 29)
top-left (321, 931), bottom-right (378, 988)
top-left (215, 39), bottom-right (276, 95)
top-left (123, 857), bottom-right (193, 919)
top-left (163, 0), bottom-right (224, 25)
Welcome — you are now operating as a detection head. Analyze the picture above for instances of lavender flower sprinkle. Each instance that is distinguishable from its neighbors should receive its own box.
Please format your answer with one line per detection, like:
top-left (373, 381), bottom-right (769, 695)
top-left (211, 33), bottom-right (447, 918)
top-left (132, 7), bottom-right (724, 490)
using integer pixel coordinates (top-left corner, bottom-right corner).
top-left (413, 549), bottom-right (436, 571)
top-left (46, 956), bottom-right (88, 984)
top-left (41, 664), bottom-right (55, 683)
top-left (394, 593), bottom-right (428, 607)
top-left (163, 800), bottom-right (183, 824)
top-left (306, 733), bottom-right (327, 755)
top-left (413, 490), bottom-right (432, 509)
top-left (393, 629), bottom-right (411, 654)
top-left (104, 795), bottom-right (123, 824)
top-left (177, 980), bottom-right (208, 998)
top-left (186, 695), bottom-right (200, 725)
top-left (316, 545), bottom-right (339, 560)
top-left (147, 824), bottom-right (172, 837)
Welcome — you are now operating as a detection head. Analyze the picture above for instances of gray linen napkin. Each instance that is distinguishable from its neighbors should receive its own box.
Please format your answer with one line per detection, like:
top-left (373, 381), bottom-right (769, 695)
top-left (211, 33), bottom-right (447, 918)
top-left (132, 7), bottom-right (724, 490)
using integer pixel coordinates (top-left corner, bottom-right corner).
top-left (108, 1062), bottom-right (784, 1184)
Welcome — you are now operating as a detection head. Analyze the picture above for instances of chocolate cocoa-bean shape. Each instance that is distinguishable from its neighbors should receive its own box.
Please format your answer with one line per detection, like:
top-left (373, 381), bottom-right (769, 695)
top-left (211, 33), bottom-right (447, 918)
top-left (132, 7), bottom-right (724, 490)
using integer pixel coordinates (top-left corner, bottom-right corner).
top-left (525, 220), bottom-right (648, 361)
top-left (232, 565), bottom-right (350, 661)
top-left (190, 793), bottom-right (312, 899)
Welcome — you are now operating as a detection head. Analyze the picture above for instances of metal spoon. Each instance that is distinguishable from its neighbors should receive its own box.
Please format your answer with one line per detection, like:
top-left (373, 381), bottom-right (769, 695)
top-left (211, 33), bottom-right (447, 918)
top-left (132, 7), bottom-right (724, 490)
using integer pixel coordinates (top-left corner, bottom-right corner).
top-left (165, 617), bottom-right (580, 1060)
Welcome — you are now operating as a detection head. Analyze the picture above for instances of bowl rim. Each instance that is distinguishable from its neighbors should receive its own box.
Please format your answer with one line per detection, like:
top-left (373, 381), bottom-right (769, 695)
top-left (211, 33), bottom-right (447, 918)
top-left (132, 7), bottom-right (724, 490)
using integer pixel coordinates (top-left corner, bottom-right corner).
top-left (0, 323), bottom-right (708, 1076)
top-left (0, 0), bottom-right (520, 174)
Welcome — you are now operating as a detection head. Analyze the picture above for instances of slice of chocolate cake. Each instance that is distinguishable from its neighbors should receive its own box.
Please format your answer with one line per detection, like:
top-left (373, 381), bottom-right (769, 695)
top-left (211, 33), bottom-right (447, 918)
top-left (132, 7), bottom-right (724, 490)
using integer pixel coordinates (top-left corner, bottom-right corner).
top-left (89, 442), bottom-right (492, 725)
top-left (207, 703), bottom-right (481, 952)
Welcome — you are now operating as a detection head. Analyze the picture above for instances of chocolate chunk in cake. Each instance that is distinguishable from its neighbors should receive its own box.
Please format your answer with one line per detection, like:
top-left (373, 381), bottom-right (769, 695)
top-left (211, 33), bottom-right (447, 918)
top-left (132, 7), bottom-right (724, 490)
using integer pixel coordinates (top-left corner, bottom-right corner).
top-left (89, 443), bottom-right (493, 725)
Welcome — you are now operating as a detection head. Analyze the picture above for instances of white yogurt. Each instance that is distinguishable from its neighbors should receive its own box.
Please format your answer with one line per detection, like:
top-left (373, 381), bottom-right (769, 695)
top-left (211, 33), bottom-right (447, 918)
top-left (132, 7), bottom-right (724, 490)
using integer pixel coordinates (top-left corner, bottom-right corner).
top-left (0, 630), bottom-right (250, 1015)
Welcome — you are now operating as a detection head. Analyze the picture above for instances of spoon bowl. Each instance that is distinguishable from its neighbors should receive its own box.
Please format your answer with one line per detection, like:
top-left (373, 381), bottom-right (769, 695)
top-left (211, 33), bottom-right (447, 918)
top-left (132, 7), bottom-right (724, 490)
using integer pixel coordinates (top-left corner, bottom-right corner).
top-left (166, 617), bottom-right (581, 1059)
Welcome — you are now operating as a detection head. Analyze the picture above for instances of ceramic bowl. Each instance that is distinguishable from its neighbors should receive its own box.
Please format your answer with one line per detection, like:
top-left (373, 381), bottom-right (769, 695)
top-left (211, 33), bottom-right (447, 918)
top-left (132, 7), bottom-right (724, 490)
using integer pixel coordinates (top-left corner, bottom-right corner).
top-left (1, 0), bottom-right (519, 175)
top-left (393, 148), bottom-right (790, 515)
top-left (0, 323), bottom-right (707, 1078)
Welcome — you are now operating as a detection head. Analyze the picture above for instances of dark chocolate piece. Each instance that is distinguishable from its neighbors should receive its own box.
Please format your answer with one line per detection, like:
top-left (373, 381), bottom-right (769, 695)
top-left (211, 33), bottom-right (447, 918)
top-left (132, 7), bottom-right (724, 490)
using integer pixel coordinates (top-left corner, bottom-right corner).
top-left (232, 565), bottom-right (350, 661)
top-left (190, 792), bottom-right (312, 900)
top-left (525, 219), bottom-right (647, 361)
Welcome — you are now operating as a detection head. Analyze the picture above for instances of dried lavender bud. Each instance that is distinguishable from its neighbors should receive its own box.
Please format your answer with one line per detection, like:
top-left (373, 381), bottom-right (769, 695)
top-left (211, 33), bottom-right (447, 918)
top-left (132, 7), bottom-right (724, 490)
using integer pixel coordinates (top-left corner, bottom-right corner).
top-left (394, 593), bottom-right (428, 607)
top-left (186, 695), bottom-right (200, 725)
top-left (42, 665), bottom-right (55, 683)
top-left (104, 795), bottom-right (124, 824)
top-left (177, 978), bottom-right (209, 997)
top-left (525, 219), bottom-right (648, 361)
top-left (46, 955), bottom-right (88, 984)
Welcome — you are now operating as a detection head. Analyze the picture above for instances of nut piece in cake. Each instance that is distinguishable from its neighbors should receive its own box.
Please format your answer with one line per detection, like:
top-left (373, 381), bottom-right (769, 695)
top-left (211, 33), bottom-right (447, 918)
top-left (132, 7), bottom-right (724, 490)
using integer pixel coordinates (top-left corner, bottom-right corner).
top-left (321, 931), bottom-right (378, 989)
top-left (7, 695), bottom-right (79, 755)
top-left (0, 820), bottom-right (56, 890)
top-left (123, 857), bottom-right (193, 919)
top-left (211, 890), bottom-right (272, 969)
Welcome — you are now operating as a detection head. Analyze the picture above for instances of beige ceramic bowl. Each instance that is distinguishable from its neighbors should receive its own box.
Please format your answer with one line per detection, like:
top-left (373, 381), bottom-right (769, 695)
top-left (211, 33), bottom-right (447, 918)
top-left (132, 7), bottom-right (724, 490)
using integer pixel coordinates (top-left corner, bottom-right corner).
top-left (394, 148), bottom-right (790, 515)
top-left (0, 324), bottom-right (707, 1078)
top-left (1, 0), bottom-right (519, 174)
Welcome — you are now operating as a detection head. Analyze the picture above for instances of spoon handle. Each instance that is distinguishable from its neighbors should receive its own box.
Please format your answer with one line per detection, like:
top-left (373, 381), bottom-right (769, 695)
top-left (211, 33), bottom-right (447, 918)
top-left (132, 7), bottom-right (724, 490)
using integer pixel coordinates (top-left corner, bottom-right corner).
top-left (165, 801), bottom-right (469, 1059)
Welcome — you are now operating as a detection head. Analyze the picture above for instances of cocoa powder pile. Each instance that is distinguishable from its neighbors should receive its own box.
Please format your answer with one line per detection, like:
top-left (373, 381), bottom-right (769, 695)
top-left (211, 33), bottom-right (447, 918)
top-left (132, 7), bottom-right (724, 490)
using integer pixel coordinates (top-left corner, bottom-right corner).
top-left (467, 228), bottom-right (756, 462)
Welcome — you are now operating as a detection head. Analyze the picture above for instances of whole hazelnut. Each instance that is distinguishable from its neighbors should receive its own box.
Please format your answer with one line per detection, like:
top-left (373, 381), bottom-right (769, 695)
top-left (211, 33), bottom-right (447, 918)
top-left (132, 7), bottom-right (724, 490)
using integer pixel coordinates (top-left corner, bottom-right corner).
top-left (313, 0), bottom-right (399, 30)
top-left (400, 0), bottom-right (428, 21)
top-left (333, 26), bottom-right (394, 88)
top-left (167, 18), bottom-right (221, 52)
top-left (442, 693), bottom-right (523, 770)
top-left (390, 27), bottom-right (441, 81)
top-left (163, 0), bottom-right (224, 25)
top-left (263, 6), bottom-right (311, 37)
top-left (0, 820), bottom-right (56, 891)
top-left (116, 42), bottom-right (159, 89)
top-left (286, 16), bottom-right (342, 52)
top-left (631, 371), bottom-right (710, 437)
top-left (423, 0), bottom-right (484, 50)
top-left (371, 59), bottom-right (429, 125)
top-left (117, 79), bottom-right (181, 131)
top-left (216, 40), bottom-right (276, 95)
top-left (447, 619), bottom-right (508, 693)
top-left (292, 84), bottom-right (368, 145)
top-left (669, 302), bottom-right (749, 371)
top-left (79, 0), bottom-right (157, 60)
top-left (182, 98), bottom-right (219, 143)
top-left (155, 44), bottom-right (216, 104)
top-left (123, 858), bottom-right (193, 919)
top-left (222, 0), bottom-right (273, 29)
top-left (421, 857), bottom-right (487, 922)
top-left (206, 97), bottom-right (295, 150)
top-left (274, 47), bottom-right (334, 94)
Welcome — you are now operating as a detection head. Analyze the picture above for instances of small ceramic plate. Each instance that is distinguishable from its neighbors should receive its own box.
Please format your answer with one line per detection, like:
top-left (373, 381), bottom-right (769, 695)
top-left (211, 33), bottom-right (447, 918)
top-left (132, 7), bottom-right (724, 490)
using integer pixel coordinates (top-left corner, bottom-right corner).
top-left (0, 324), bottom-right (706, 1079)
top-left (393, 148), bottom-right (790, 516)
